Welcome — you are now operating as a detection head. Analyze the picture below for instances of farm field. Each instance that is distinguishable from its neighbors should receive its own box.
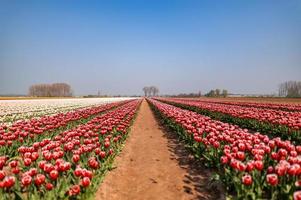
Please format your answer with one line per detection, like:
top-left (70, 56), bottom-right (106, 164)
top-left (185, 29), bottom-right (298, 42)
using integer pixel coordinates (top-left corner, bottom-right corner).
top-left (0, 97), bottom-right (140, 199)
top-left (1, 1), bottom-right (300, 199)
top-left (0, 97), bottom-right (300, 199)
top-left (0, 97), bottom-right (133, 125)
top-left (149, 98), bottom-right (301, 200)
top-left (157, 98), bottom-right (301, 142)
top-left (191, 97), bottom-right (301, 104)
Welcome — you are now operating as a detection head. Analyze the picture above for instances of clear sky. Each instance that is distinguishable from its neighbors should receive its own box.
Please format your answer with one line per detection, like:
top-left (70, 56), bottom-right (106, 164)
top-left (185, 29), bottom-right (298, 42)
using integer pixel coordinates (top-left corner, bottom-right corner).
top-left (0, 0), bottom-right (300, 96)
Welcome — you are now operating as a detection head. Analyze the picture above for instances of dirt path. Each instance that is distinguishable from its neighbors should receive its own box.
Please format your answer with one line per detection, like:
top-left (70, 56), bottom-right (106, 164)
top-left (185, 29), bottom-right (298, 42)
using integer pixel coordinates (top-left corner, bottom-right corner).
top-left (96, 100), bottom-right (222, 200)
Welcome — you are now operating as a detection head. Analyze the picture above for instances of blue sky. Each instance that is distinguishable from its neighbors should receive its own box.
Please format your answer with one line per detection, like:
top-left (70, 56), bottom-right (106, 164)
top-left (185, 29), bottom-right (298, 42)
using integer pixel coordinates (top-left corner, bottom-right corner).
top-left (0, 0), bottom-right (300, 95)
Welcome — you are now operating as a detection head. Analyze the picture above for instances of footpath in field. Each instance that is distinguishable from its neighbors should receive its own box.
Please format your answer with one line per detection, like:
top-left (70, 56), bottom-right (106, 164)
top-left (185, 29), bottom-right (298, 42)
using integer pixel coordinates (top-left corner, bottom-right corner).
top-left (96, 100), bottom-right (222, 200)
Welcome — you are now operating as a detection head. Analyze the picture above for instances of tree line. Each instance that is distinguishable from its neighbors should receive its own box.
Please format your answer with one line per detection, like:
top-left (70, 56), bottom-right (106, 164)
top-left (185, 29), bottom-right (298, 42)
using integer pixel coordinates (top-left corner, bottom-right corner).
top-left (142, 86), bottom-right (159, 96)
top-left (28, 83), bottom-right (73, 97)
top-left (205, 89), bottom-right (228, 97)
top-left (171, 91), bottom-right (202, 98)
top-left (279, 81), bottom-right (301, 98)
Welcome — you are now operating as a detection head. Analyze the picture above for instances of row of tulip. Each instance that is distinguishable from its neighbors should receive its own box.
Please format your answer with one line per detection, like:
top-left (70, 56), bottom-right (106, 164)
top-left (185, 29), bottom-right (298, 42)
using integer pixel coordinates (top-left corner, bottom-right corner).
top-left (0, 100), bottom-right (130, 156)
top-left (148, 98), bottom-right (301, 200)
top-left (0, 98), bottom-right (133, 125)
top-left (179, 98), bottom-right (301, 112)
top-left (157, 98), bottom-right (301, 143)
top-left (0, 99), bottom-right (141, 199)
top-left (0, 104), bottom-right (96, 126)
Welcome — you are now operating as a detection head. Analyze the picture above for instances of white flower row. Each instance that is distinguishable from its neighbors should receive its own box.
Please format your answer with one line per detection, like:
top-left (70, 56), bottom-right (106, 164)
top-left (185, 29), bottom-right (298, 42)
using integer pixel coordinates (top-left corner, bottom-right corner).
top-left (0, 97), bottom-right (135, 125)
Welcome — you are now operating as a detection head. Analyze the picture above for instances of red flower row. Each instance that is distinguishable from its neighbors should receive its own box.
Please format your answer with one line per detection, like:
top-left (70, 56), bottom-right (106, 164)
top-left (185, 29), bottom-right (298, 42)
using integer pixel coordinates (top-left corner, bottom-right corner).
top-left (177, 98), bottom-right (301, 112)
top-left (149, 99), bottom-right (301, 199)
top-left (0, 99), bottom-right (141, 199)
top-left (158, 98), bottom-right (301, 130)
top-left (0, 101), bottom-right (128, 151)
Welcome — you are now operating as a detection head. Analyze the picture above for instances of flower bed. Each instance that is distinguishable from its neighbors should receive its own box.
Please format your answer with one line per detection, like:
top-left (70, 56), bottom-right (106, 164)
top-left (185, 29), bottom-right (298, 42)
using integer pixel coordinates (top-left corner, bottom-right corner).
top-left (0, 99), bottom-right (141, 199)
top-left (148, 98), bottom-right (301, 200)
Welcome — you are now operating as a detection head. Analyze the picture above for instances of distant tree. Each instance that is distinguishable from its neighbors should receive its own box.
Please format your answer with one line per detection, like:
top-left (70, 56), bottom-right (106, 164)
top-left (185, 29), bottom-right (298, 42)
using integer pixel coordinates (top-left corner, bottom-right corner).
top-left (29, 85), bottom-right (36, 96)
top-left (142, 86), bottom-right (159, 96)
top-left (205, 89), bottom-right (228, 97)
top-left (149, 86), bottom-right (155, 96)
top-left (279, 81), bottom-right (301, 98)
top-left (28, 83), bottom-right (73, 97)
top-left (215, 89), bottom-right (220, 97)
top-left (222, 89), bottom-right (228, 97)
top-left (142, 87), bottom-right (147, 97)
top-left (142, 87), bottom-right (148, 96)
top-left (206, 90), bottom-right (216, 97)
top-left (154, 87), bottom-right (159, 96)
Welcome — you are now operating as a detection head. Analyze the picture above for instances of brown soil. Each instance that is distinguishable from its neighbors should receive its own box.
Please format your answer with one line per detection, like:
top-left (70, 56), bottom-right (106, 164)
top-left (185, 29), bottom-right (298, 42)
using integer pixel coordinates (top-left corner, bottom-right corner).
top-left (96, 100), bottom-right (223, 200)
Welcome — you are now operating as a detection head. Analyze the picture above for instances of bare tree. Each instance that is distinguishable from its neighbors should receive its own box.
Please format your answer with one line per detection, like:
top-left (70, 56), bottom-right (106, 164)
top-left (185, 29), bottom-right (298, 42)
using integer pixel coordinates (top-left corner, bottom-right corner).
top-left (149, 86), bottom-right (155, 96)
top-left (29, 85), bottom-right (36, 96)
top-left (28, 83), bottom-right (73, 97)
top-left (206, 90), bottom-right (215, 97)
top-left (279, 81), bottom-right (301, 97)
top-left (143, 87), bottom-right (149, 96)
top-left (222, 89), bottom-right (228, 97)
top-left (154, 87), bottom-right (159, 96)
top-left (142, 86), bottom-right (159, 97)
top-left (215, 89), bottom-right (220, 97)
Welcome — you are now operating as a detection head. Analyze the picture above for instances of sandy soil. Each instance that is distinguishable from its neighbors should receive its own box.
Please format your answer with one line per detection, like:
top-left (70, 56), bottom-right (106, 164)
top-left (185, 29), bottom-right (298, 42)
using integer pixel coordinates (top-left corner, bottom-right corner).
top-left (96, 100), bottom-right (222, 200)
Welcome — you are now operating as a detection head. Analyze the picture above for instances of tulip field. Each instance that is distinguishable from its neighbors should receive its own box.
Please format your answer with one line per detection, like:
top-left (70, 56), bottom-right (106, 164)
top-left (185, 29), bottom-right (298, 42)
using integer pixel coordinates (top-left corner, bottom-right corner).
top-left (157, 98), bottom-right (301, 143)
top-left (0, 96), bottom-right (301, 200)
top-left (0, 98), bottom-right (141, 199)
top-left (149, 98), bottom-right (301, 200)
top-left (0, 98), bottom-right (132, 125)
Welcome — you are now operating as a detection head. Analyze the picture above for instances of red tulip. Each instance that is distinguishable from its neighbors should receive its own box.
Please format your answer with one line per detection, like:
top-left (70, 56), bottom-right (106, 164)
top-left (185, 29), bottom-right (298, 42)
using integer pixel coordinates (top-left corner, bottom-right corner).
top-left (72, 154), bottom-right (80, 163)
top-left (220, 156), bottom-right (228, 164)
top-left (99, 151), bottom-right (106, 159)
top-left (74, 168), bottom-right (82, 177)
top-left (31, 152), bottom-right (39, 161)
top-left (254, 160), bottom-right (263, 171)
top-left (236, 151), bottom-right (245, 161)
top-left (82, 169), bottom-right (93, 179)
top-left (81, 177), bottom-right (91, 187)
top-left (4, 176), bottom-right (15, 188)
top-left (267, 166), bottom-right (274, 174)
top-left (0, 171), bottom-right (5, 180)
top-left (12, 167), bottom-right (20, 174)
top-left (88, 157), bottom-right (99, 169)
top-left (242, 174), bottom-right (252, 186)
top-left (9, 160), bottom-right (18, 168)
top-left (38, 161), bottom-right (47, 170)
top-left (288, 164), bottom-right (301, 176)
top-left (294, 191), bottom-right (301, 200)
top-left (275, 165), bottom-right (287, 176)
top-left (24, 158), bottom-right (32, 167)
top-left (104, 141), bottom-right (110, 148)
top-left (296, 180), bottom-right (301, 187)
top-left (21, 175), bottom-right (32, 186)
top-left (29, 168), bottom-right (38, 176)
top-left (34, 174), bottom-right (46, 186)
top-left (49, 170), bottom-right (59, 180)
top-left (266, 174), bottom-right (278, 186)
top-left (46, 183), bottom-right (54, 190)
top-left (68, 185), bottom-right (81, 196)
